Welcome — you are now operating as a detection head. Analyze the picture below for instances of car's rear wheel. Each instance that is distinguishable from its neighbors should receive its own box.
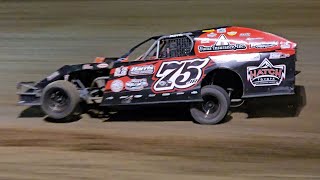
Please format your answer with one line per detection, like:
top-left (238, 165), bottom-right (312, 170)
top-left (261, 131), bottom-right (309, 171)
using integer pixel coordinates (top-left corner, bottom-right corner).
top-left (41, 80), bottom-right (80, 120)
top-left (190, 85), bottom-right (230, 125)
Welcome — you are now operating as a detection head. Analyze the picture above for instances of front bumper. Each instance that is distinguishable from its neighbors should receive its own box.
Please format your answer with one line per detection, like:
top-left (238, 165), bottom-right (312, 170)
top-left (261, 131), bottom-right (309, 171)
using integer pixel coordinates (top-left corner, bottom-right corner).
top-left (17, 82), bottom-right (41, 106)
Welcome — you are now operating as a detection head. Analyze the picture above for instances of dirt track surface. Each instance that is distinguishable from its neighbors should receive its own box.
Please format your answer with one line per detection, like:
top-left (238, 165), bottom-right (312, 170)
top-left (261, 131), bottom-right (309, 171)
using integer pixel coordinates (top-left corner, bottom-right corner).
top-left (0, 1), bottom-right (320, 179)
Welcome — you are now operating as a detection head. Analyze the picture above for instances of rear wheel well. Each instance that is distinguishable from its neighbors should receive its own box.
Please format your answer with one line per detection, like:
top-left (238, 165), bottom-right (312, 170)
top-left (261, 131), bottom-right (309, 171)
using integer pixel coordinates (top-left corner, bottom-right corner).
top-left (201, 69), bottom-right (243, 99)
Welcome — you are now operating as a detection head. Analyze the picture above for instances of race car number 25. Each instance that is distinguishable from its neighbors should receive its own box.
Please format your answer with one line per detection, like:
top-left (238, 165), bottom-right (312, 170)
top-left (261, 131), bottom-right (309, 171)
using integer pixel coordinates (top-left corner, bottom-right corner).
top-left (153, 58), bottom-right (210, 92)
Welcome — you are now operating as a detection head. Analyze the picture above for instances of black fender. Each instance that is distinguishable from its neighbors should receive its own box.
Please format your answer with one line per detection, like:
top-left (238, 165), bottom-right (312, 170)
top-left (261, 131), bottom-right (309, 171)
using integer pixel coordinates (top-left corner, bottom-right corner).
top-left (35, 63), bottom-right (111, 89)
top-left (17, 62), bottom-right (112, 106)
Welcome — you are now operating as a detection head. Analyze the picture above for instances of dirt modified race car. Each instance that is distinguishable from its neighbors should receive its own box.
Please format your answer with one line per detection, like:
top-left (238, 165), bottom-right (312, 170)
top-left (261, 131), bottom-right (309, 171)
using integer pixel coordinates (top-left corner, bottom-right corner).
top-left (17, 26), bottom-right (298, 124)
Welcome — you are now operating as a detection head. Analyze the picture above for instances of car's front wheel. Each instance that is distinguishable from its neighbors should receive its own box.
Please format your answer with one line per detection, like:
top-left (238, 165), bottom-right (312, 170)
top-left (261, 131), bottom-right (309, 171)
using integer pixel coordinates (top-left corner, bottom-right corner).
top-left (190, 85), bottom-right (230, 125)
top-left (41, 80), bottom-right (80, 120)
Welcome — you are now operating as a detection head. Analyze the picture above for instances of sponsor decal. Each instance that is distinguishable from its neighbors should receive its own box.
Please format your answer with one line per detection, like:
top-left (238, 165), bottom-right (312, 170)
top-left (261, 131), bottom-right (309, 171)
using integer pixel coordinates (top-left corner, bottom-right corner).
top-left (269, 52), bottom-right (281, 59)
top-left (191, 91), bottom-right (198, 95)
top-left (110, 79), bottom-right (124, 92)
top-left (207, 32), bottom-right (217, 37)
top-left (82, 64), bottom-right (93, 70)
top-left (114, 66), bottom-right (128, 77)
top-left (47, 71), bottom-right (59, 81)
top-left (217, 28), bottom-right (226, 33)
top-left (97, 63), bottom-right (109, 68)
top-left (120, 95), bottom-right (128, 99)
top-left (105, 96), bottom-right (114, 100)
top-left (247, 58), bottom-right (286, 87)
top-left (94, 57), bottom-right (105, 63)
top-left (129, 65), bottom-right (154, 76)
top-left (169, 34), bottom-right (185, 38)
top-left (202, 29), bottom-right (215, 33)
top-left (280, 41), bottom-right (291, 49)
top-left (125, 78), bottom-right (148, 91)
top-left (210, 53), bottom-right (260, 63)
top-left (198, 34), bottom-right (247, 52)
top-left (134, 95), bottom-right (143, 98)
top-left (158, 80), bottom-right (172, 87)
top-left (269, 52), bottom-right (290, 59)
top-left (239, 33), bottom-right (251, 37)
top-left (281, 53), bottom-right (290, 58)
top-left (153, 58), bottom-right (210, 92)
top-left (159, 81), bottom-right (166, 86)
top-left (250, 41), bottom-right (278, 49)
top-left (200, 38), bottom-right (210, 43)
top-left (227, 31), bottom-right (237, 36)
top-left (246, 37), bottom-right (264, 41)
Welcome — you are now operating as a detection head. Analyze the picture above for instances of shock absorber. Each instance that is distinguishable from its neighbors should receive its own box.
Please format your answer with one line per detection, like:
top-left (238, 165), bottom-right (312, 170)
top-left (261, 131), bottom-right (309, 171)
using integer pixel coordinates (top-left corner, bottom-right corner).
top-left (227, 88), bottom-right (234, 97)
top-left (227, 88), bottom-right (245, 107)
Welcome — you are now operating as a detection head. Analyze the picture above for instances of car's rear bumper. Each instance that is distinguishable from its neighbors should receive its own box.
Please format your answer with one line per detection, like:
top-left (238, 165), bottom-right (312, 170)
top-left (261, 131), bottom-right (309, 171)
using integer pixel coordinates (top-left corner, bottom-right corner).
top-left (17, 82), bottom-right (41, 106)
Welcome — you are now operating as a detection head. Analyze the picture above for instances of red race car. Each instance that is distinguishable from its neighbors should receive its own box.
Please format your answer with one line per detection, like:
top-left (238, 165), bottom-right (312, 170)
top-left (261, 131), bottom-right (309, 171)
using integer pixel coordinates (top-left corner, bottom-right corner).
top-left (17, 26), bottom-right (298, 124)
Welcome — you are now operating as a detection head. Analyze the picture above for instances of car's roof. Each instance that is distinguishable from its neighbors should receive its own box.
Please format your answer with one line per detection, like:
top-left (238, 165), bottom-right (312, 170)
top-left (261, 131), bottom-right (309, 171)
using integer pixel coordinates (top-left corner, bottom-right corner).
top-left (151, 26), bottom-right (231, 39)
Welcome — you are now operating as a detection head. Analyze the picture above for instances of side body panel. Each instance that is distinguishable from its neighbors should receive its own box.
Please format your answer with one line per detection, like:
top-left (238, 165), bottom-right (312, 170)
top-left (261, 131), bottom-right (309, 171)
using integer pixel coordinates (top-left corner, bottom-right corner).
top-left (101, 56), bottom-right (212, 106)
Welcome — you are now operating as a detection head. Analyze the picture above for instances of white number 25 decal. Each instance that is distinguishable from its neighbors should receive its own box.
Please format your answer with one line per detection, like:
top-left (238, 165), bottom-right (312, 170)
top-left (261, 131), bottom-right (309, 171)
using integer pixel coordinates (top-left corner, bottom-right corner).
top-left (153, 58), bottom-right (210, 92)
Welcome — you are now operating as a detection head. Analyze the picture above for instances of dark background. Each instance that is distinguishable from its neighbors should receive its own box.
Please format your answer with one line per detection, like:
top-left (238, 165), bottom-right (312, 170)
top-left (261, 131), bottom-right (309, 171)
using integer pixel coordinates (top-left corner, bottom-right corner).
top-left (0, 1), bottom-right (319, 179)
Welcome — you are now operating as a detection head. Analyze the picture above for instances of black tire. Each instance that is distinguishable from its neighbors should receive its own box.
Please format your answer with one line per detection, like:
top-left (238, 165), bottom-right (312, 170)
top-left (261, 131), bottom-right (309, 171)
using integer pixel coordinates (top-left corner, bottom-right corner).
top-left (41, 80), bottom-right (80, 120)
top-left (190, 85), bottom-right (230, 125)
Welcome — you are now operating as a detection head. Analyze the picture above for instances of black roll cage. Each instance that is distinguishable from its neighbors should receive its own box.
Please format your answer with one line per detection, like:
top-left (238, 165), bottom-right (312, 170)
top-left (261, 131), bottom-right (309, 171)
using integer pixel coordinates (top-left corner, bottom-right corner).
top-left (120, 33), bottom-right (194, 60)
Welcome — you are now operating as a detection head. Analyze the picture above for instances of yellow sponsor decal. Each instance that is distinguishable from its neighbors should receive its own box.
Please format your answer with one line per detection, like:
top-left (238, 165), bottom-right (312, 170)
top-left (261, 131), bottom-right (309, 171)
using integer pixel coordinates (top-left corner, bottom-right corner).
top-left (227, 31), bottom-right (237, 36)
top-left (202, 29), bottom-right (215, 33)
